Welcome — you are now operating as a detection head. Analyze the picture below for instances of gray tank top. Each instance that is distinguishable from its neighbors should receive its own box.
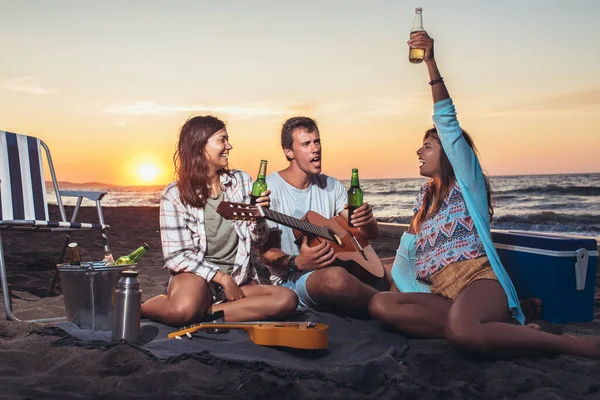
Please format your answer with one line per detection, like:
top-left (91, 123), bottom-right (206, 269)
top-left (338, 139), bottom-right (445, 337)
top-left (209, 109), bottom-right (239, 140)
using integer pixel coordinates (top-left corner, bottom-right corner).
top-left (204, 192), bottom-right (238, 275)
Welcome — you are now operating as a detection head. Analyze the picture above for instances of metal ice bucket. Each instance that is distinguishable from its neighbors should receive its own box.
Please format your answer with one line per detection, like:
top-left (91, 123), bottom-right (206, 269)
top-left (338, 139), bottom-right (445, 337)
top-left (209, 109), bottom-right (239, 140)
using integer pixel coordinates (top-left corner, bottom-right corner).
top-left (57, 262), bottom-right (136, 330)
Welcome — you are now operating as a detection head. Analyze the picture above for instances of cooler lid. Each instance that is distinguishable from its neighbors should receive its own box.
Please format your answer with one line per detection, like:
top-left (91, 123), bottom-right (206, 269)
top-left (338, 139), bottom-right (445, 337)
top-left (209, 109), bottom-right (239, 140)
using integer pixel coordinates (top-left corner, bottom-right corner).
top-left (492, 230), bottom-right (598, 253)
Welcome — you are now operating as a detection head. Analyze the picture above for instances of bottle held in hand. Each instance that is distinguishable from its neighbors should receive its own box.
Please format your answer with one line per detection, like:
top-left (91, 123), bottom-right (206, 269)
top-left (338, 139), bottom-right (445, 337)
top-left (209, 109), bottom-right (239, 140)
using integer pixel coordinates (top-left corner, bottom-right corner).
top-left (409, 7), bottom-right (425, 63)
top-left (114, 243), bottom-right (150, 266)
top-left (250, 159), bottom-right (268, 205)
top-left (347, 168), bottom-right (363, 228)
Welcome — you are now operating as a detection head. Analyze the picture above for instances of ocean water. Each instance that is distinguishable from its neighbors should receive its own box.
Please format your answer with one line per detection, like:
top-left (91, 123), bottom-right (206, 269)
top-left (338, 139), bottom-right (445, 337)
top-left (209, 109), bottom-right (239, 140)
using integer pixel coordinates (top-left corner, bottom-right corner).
top-left (48, 173), bottom-right (600, 238)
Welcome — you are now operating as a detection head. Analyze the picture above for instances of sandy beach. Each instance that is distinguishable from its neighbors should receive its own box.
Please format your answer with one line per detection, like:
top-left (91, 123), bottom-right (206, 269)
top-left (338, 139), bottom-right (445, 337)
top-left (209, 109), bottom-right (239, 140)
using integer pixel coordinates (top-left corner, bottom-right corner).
top-left (1, 205), bottom-right (600, 399)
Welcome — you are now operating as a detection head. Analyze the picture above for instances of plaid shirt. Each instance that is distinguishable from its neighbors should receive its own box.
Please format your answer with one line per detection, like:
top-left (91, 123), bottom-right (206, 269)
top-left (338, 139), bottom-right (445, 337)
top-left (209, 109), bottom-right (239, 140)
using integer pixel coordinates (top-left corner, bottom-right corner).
top-left (160, 169), bottom-right (268, 285)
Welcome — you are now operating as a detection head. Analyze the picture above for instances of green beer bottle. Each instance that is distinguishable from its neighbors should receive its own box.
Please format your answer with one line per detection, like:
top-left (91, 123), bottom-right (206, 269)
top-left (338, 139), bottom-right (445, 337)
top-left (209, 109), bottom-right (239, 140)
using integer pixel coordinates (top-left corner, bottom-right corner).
top-left (347, 168), bottom-right (363, 228)
top-left (114, 243), bottom-right (150, 266)
top-left (250, 160), bottom-right (268, 205)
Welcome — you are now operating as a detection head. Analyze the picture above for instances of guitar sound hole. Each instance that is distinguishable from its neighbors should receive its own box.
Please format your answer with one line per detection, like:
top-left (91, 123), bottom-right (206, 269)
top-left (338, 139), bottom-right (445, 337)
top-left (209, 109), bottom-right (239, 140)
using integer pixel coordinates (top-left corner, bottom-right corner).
top-left (328, 230), bottom-right (343, 246)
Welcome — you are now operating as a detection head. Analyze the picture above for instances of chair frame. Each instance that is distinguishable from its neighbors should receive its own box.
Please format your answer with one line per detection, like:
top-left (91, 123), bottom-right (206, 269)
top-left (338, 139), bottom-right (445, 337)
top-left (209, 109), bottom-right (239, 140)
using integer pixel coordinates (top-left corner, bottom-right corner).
top-left (0, 135), bottom-right (110, 323)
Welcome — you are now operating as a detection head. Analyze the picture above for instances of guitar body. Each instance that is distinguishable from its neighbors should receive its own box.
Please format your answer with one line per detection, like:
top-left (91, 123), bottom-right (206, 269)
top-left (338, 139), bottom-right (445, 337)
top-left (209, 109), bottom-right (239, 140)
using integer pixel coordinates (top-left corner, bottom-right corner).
top-left (169, 321), bottom-right (329, 350)
top-left (215, 201), bottom-right (385, 285)
top-left (293, 211), bottom-right (384, 285)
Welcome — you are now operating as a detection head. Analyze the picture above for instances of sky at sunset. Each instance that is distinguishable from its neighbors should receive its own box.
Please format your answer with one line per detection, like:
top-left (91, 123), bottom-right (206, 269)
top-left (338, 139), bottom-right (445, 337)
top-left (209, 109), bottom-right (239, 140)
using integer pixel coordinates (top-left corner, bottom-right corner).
top-left (1, 0), bottom-right (599, 186)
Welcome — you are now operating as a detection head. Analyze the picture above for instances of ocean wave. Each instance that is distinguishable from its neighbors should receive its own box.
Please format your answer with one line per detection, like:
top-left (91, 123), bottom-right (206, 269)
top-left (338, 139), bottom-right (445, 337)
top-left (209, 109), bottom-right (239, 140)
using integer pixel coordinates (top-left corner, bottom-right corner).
top-left (493, 211), bottom-right (600, 225)
top-left (496, 185), bottom-right (600, 197)
top-left (369, 189), bottom-right (421, 197)
top-left (376, 211), bottom-right (600, 236)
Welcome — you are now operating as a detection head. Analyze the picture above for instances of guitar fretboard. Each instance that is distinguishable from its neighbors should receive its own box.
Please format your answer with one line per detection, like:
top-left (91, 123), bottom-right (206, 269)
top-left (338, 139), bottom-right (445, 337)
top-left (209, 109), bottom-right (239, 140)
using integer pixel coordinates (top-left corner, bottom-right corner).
top-left (262, 208), bottom-right (334, 241)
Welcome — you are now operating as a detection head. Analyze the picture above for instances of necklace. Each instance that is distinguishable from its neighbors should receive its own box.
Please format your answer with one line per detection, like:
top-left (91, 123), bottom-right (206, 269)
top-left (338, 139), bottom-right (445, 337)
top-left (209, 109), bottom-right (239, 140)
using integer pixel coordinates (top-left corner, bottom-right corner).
top-left (207, 184), bottom-right (221, 199)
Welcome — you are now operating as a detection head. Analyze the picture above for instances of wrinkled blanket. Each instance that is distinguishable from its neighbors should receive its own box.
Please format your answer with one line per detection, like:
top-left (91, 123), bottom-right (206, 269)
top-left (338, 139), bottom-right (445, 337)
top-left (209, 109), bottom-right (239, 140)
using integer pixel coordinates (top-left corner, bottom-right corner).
top-left (36, 309), bottom-right (409, 392)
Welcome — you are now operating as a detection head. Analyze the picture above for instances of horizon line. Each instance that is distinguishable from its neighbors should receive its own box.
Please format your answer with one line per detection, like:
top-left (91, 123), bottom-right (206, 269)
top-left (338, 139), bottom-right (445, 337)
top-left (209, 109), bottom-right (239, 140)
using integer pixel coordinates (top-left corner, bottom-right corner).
top-left (46, 171), bottom-right (600, 188)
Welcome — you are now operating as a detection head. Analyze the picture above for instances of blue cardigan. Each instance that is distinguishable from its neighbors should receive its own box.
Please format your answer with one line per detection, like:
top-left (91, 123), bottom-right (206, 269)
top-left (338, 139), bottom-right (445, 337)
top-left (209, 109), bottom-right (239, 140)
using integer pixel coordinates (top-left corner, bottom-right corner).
top-left (433, 98), bottom-right (524, 324)
top-left (391, 98), bottom-right (525, 324)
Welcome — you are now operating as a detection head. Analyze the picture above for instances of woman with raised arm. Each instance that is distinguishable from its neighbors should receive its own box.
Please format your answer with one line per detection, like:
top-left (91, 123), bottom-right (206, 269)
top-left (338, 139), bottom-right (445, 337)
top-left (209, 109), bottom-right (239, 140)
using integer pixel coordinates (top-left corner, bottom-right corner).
top-left (369, 32), bottom-right (600, 358)
top-left (142, 116), bottom-right (298, 327)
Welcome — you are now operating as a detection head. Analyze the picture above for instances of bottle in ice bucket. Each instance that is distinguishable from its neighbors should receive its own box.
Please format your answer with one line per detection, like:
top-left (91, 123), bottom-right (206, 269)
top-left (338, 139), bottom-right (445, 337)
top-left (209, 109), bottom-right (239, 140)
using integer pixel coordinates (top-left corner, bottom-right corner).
top-left (250, 159), bottom-right (268, 205)
top-left (114, 243), bottom-right (150, 266)
top-left (112, 270), bottom-right (142, 343)
top-left (102, 249), bottom-right (115, 266)
top-left (347, 168), bottom-right (363, 228)
top-left (68, 242), bottom-right (81, 265)
top-left (409, 7), bottom-right (425, 63)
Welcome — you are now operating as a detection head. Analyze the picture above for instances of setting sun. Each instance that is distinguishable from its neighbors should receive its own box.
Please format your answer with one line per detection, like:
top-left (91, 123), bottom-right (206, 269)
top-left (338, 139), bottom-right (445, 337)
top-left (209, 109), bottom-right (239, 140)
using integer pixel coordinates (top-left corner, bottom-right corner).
top-left (138, 164), bottom-right (159, 183)
top-left (123, 153), bottom-right (169, 186)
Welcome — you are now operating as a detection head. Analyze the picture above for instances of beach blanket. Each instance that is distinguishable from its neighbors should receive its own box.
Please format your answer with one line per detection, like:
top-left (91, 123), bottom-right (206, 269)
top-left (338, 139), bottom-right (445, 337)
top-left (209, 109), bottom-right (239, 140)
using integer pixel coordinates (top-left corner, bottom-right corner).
top-left (34, 309), bottom-right (409, 393)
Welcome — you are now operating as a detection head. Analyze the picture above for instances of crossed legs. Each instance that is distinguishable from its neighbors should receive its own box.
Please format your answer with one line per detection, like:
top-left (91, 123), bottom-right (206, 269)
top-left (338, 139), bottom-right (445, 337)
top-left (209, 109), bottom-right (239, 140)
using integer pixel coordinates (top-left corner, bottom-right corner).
top-left (141, 272), bottom-right (298, 327)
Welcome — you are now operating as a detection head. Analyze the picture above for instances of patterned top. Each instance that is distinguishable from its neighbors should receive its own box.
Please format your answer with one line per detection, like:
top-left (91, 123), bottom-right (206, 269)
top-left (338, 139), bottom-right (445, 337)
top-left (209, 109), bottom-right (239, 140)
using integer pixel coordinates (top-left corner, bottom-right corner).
top-left (413, 181), bottom-right (486, 283)
top-left (432, 98), bottom-right (524, 323)
top-left (159, 169), bottom-right (268, 285)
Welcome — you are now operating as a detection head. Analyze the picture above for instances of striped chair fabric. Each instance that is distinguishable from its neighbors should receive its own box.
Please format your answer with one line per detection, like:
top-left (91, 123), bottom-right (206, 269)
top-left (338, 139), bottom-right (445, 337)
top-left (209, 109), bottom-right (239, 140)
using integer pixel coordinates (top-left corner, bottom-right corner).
top-left (0, 131), bottom-right (107, 229)
top-left (1, 129), bottom-right (110, 323)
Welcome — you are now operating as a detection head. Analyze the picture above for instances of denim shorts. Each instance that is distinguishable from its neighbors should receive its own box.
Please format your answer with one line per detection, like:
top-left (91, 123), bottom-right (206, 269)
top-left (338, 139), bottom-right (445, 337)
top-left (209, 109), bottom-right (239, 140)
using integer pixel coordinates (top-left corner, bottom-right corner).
top-left (281, 270), bottom-right (322, 309)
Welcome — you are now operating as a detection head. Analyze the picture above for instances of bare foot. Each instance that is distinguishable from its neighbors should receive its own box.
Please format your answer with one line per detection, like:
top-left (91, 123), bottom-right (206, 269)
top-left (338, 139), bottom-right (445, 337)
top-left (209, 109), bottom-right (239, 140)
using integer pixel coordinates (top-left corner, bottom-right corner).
top-left (564, 334), bottom-right (600, 359)
top-left (520, 297), bottom-right (543, 322)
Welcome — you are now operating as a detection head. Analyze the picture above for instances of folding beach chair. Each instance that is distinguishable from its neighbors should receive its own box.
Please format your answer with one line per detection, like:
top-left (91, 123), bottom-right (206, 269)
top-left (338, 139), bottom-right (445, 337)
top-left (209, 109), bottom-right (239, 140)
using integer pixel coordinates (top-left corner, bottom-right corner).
top-left (0, 130), bottom-right (110, 322)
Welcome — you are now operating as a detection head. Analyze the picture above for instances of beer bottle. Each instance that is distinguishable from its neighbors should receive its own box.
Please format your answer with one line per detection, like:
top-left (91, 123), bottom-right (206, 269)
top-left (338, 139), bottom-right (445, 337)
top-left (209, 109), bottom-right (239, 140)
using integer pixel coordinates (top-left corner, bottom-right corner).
top-left (347, 168), bottom-right (363, 228)
top-left (103, 249), bottom-right (115, 266)
top-left (250, 160), bottom-right (268, 205)
top-left (68, 242), bottom-right (81, 265)
top-left (409, 7), bottom-right (425, 64)
top-left (114, 243), bottom-right (150, 266)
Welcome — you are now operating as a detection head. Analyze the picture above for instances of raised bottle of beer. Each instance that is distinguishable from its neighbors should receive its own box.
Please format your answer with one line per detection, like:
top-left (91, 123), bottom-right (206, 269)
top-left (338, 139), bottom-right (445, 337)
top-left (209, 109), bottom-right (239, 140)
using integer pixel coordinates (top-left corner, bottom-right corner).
top-left (347, 168), bottom-right (363, 228)
top-left (250, 160), bottom-right (268, 205)
top-left (114, 243), bottom-right (150, 266)
top-left (68, 242), bottom-right (81, 265)
top-left (409, 7), bottom-right (425, 64)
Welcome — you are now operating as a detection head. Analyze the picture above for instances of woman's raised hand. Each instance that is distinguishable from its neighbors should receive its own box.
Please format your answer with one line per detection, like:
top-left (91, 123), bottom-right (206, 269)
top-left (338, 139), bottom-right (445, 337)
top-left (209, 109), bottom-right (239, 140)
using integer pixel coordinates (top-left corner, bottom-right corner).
top-left (408, 31), bottom-right (435, 63)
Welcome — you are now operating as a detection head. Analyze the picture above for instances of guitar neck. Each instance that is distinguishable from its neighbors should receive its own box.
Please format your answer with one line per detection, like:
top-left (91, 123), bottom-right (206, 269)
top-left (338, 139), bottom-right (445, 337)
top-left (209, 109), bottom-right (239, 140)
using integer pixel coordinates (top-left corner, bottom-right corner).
top-left (262, 208), bottom-right (333, 241)
top-left (168, 321), bottom-right (313, 339)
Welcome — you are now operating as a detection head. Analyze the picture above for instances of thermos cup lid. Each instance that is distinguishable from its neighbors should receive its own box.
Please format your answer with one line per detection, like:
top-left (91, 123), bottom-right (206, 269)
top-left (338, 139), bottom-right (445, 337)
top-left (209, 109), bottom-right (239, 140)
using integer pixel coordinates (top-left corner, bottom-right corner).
top-left (121, 270), bottom-right (138, 277)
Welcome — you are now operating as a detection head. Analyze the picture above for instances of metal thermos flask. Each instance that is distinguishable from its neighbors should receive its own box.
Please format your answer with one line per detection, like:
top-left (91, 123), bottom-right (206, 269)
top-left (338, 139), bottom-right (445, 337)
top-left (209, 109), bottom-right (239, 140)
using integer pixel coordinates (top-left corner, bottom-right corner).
top-left (112, 270), bottom-right (142, 342)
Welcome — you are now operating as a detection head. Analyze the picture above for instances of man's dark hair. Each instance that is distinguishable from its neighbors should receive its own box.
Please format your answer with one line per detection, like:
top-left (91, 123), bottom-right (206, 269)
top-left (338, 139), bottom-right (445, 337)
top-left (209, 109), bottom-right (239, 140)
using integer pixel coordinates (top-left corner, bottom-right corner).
top-left (281, 116), bottom-right (319, 152)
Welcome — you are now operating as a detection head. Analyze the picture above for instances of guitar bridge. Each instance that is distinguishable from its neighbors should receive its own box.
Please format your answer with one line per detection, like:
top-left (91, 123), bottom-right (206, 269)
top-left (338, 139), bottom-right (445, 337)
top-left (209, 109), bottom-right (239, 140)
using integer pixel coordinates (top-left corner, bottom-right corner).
top-left (347, 231), bottom-right (368, 261)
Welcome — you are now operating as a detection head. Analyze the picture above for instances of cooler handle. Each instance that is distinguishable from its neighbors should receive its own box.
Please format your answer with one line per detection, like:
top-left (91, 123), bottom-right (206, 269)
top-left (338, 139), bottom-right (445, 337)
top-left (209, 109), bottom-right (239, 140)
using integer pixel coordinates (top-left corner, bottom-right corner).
top-left (575, 248), bottom-right (589, 291)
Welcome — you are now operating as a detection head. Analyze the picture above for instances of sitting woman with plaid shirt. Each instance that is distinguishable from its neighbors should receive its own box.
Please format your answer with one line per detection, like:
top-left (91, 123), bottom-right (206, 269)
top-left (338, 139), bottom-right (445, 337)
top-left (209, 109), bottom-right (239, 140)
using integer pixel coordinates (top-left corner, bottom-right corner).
top-left (142, 116), bottom-right (298, 327)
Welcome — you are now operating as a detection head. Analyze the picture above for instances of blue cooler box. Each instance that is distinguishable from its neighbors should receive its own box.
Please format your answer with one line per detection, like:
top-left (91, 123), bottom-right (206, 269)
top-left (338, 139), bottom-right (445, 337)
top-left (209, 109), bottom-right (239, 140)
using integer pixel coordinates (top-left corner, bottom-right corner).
top-left (492, 231), bottom-right (598, 324)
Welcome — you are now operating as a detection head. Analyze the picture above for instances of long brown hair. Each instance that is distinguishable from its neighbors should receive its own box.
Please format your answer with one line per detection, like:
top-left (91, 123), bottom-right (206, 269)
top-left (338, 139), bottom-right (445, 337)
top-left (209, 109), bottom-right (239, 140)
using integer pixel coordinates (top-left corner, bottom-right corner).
top-left (174, 115), bottom-right (227, 208)
top-left (413, 128), bottom-right (494, 232)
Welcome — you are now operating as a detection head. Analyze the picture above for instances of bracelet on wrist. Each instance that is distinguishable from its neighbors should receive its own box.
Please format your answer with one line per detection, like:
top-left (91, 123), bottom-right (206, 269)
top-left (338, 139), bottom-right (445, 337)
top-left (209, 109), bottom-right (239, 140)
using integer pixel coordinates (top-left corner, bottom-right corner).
top-left (429, 77), bottom-right (444, 86)
top-left (287, 255), bottom-right (298, 272)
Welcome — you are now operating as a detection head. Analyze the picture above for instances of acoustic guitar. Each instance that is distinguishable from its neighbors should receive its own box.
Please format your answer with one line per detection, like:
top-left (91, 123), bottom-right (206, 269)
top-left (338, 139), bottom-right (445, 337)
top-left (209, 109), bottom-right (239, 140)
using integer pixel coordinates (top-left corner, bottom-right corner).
top-left (216, 202), bottom-right (384, 284)
top-left (168, 321), bottom-right (329, 350)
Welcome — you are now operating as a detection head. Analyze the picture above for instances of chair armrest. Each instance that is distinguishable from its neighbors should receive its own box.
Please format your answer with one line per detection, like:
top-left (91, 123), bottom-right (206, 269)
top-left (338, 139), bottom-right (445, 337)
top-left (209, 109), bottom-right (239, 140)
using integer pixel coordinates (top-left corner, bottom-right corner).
top-left (60, 190), bottom-right (107, 202)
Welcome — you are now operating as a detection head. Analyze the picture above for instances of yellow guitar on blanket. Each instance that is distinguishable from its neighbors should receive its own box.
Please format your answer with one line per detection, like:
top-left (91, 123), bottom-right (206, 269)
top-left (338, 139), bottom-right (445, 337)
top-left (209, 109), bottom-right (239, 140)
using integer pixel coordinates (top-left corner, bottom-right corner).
top-left (168, 321), bottom-right (329, 350)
